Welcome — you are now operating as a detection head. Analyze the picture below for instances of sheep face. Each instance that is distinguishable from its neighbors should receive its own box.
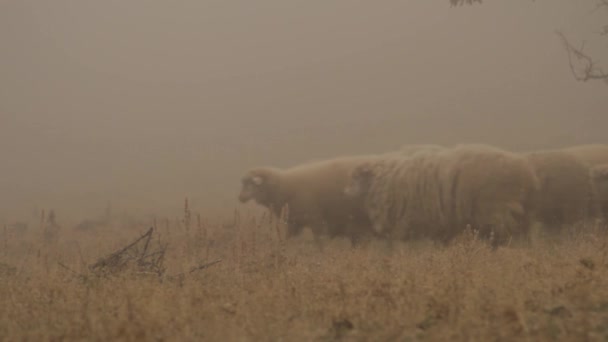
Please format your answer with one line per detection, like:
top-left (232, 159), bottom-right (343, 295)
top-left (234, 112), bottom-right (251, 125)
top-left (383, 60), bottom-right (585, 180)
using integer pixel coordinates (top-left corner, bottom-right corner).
top-left (238, 176), bottom-right (262, 203)
top-left (238, 168), bottom-right (279, 206)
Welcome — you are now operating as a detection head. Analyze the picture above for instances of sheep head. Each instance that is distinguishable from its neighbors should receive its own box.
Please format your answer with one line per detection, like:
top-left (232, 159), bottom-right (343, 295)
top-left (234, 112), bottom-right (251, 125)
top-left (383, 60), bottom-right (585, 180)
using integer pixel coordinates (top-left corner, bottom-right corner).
top-left (238, 167), bottom-right (281, 206)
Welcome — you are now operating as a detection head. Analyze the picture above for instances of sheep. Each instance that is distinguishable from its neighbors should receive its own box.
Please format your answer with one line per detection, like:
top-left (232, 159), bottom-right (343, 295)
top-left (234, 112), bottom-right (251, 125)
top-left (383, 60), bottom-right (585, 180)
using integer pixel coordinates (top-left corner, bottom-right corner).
top-left (522, 150), bottom-right (599, 233)
top-left (344, 144), bottom-right (539, 247)
top-left (238, 155), bottom-right (376, 245)
top-left (562, 144), bottom-right (608, 166)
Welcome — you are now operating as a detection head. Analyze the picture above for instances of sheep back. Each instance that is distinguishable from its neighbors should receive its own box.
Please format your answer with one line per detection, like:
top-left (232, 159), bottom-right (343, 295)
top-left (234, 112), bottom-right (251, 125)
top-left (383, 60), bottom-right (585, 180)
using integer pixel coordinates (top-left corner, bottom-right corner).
top-left (563, 144), bottom-right (608, 166)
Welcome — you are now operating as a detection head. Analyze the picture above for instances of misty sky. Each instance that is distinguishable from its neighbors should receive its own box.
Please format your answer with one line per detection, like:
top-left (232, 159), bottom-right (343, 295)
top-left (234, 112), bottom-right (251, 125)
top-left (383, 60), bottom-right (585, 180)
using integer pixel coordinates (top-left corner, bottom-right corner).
top-left (1, 0), bottom-right (607, 221)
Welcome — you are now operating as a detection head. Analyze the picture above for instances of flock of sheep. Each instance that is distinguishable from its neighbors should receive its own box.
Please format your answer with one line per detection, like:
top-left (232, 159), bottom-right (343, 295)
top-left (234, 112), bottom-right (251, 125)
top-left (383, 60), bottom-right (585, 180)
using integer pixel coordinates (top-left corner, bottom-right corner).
top-left (238, 143), bottom-right (608, 248)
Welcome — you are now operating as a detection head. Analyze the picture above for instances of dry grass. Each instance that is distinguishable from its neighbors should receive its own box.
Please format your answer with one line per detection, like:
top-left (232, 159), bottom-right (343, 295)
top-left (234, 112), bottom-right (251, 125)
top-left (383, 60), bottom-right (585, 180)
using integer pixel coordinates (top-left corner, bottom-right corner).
top-left (2, 205), bottom-right (608, 341)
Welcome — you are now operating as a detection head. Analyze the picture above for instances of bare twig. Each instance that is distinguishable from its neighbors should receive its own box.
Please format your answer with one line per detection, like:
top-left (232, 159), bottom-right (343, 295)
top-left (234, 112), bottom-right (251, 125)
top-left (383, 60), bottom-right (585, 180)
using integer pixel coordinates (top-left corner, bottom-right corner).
top-left (90, 227), bottom-right (153, 270)
top-left (449, 0), bottom-right (482, 6)
top-left (187, 259), bottom-right (222, 274)
top-left (58, 262), bottom-right (79, 275)
top-left (88, 227), bottom-right (167, 277)
top-left (57, 262), bottom-right (88, 281)
top-left (142, 229), bottom-right (152, 256)
top-left (58, 226), bottom-right (218, 281)
top-left (556, 31), bottom-right (608, 84)
top-left (3, 224), bottom-right (7, 258)
top-left (76, 242), bottom-right (87, 269)
top-left (449, 0), bottom-right (608, 85)
top-left (166, 259), bottom-right (223, 282)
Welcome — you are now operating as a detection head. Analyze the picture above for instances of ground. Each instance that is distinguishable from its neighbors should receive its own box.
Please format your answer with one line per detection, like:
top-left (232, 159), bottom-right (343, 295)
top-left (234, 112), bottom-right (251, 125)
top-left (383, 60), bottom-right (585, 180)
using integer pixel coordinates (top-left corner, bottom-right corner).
top-left (2, 207), bottom-right (608, 341)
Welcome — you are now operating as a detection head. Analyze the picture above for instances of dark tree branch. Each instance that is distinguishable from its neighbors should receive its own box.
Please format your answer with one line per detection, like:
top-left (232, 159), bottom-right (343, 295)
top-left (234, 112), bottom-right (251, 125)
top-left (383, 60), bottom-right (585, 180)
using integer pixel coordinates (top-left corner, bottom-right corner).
top-left (450, 0), bottom-right (607, 85)
top-left (449, 0), bottom-right (482, 7)
top-left (556, 31), bottom-right (608, 84)
top-left (555, 0), bottom-right (608, 84)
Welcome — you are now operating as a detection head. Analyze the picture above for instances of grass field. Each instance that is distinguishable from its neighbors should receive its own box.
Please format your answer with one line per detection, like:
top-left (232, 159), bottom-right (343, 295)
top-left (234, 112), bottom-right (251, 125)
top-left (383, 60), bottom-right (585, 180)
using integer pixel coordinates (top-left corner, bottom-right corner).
top-left (2, 204), bottom-right (608, 341)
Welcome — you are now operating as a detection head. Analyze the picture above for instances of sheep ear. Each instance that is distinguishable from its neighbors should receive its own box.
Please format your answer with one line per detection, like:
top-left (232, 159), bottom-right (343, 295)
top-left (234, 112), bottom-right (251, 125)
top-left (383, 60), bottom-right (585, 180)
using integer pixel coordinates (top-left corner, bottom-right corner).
top-left (252, 175), bottom-right (264, 185)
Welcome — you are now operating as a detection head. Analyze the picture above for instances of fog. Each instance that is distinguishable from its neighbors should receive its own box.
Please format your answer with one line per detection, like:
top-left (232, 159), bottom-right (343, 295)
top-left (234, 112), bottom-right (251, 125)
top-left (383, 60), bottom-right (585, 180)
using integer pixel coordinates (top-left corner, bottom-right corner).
top-left (1, 0), bottom-right (607, 221)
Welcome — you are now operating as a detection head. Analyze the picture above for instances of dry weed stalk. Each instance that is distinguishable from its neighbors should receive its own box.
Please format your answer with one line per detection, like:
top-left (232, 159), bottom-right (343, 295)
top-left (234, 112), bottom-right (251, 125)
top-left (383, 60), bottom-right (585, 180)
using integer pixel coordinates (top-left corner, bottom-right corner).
top-left (165, 258), bottom-right (222, 283)
top-left (164, 217), bottom-right (171, 242)
top-left (43, 210), bottom-right (61, 243)
top-left (3, 224), bottom-right (7, 258)
top-left (183, 197), bottom-right (191, 233)
top-left (250, 212), bottom-right (262, 258)
top-left (195, 212), bottom-right (215, 263)
top-left (197, 213), bottom-right (207, 247)
top-left (39, 209), bottom-right (45, 233)
top-left (272, 204), bottom-right (289, 270)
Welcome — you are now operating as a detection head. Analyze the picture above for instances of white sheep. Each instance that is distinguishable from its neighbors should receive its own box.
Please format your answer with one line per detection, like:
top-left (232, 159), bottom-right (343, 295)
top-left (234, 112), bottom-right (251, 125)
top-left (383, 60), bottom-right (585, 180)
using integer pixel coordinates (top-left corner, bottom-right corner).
top-left (238, 155), bottom-right (376, 245)
top-left (344, 144), bottom-right (539, 247)
top-left (592, 163), bottom-right (608, 223)
top-left (562, 144), bottom-right (608, 166)
top-left (397, 144), bottom-right (445, 156)
top-left (523, 150), bottom-right (599, 232)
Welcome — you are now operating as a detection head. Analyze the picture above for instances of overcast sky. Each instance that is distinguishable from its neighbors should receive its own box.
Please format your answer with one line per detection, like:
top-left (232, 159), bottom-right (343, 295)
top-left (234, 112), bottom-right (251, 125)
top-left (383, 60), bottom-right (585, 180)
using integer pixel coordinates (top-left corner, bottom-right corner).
top-left (1, 0), bottom-right (607, 221)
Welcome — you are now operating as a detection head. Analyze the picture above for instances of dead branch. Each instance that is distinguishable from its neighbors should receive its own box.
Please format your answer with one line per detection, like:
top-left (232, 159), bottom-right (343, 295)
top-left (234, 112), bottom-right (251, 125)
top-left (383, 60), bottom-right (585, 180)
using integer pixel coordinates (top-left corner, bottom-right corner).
top-left (90, 227), bottom-right (153, 270)
top-left (57, 226), bottom-right (219, 282)
top-left (449, 0), bottom-right (608, 85)
top-left (88, 227), bottom-right (168, 277)
top-left (556, 31), bottom-right (608, 84)
top-left (57, 262), bottom-right (80, 275)
top-left (164, 259), bottom-right (222, 283)
top-left (57, 262), bottom-right (89, 281)
top-left (449, 0), bottom-right (482, 6)
top-left (186, 259), bottom-right (222, 274)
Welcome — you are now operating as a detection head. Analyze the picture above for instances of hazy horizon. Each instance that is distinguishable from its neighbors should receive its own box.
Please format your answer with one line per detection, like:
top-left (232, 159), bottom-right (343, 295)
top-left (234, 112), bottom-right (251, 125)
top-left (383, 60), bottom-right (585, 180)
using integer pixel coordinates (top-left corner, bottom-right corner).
top-left (2, 0), bottom-right (607, 222)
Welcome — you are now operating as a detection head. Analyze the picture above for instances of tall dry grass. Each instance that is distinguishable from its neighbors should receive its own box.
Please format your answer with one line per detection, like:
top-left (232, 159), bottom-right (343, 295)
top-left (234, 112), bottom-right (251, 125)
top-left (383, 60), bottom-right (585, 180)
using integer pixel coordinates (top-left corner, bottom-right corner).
top-left (1, 202), bottom-right (608, 341)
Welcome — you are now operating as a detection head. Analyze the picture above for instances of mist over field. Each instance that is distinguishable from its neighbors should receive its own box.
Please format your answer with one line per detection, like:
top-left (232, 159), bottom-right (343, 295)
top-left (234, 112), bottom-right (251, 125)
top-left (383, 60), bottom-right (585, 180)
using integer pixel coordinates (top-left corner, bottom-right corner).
top-left (1, 0), bottom-right (607, 222)
top-left (3, 2), bottom-right (608, 341)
